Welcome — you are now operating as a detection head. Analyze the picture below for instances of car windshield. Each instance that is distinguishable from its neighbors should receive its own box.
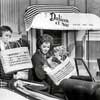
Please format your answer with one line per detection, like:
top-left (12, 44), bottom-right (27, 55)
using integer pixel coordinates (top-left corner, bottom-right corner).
top-left (75, 59), bottom-right (89, 76)
top-left (71, 58), bottom-right (95, 81)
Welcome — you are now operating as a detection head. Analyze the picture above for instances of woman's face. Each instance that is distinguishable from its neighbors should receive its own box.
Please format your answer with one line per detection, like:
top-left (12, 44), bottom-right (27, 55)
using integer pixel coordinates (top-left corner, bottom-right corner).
top-left (2, 31), bottom-right (12, 43)
top-left (40, 42), bottom-right (50, 54)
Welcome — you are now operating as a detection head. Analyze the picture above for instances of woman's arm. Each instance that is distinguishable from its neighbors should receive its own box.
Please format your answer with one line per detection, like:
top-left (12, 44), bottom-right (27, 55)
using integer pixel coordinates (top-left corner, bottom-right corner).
top-left (31, 54), bottom-right (47, 81)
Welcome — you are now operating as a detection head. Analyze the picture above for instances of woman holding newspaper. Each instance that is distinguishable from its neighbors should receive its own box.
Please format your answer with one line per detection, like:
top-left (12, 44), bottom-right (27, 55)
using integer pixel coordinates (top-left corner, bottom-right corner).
top-left (0, 26), bottom-right (13, 81)
top-left (31, 34), bottom-right (68, 100)
top-left (0, 26), bottom-right (30, 86)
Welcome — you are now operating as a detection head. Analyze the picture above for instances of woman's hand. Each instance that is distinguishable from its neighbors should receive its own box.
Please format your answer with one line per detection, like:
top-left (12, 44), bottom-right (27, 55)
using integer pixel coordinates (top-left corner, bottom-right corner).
top-left (42, 64), bottom-right (49, 70)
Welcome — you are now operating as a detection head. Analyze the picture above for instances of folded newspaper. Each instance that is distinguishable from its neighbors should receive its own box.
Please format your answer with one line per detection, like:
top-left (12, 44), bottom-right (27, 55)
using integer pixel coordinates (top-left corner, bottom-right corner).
top-left (44, 57), bottom-right (75, 86)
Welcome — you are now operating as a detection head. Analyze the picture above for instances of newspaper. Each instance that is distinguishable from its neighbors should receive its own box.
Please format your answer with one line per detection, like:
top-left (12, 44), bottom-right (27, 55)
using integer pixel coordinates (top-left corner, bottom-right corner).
top-left (44, 57), bottom-right (75, 85)
top-left (0, 47), bottom-right (33, 73)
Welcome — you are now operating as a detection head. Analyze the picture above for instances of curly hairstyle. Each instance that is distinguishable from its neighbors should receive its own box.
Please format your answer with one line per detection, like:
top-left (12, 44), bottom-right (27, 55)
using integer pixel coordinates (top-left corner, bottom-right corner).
top-left (0, 26), bottom-right (12, 37)
top-left (37, 34), bottom-right (53, 49)
top-left (37, 34), bottom-right (54, 57)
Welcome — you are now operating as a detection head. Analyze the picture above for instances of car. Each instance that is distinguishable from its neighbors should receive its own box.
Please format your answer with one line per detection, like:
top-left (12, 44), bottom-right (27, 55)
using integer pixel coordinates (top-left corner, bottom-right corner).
top-left (60, 58), bottom-right (100, 100)
top-left (1, 58), bottom-right (100, 100)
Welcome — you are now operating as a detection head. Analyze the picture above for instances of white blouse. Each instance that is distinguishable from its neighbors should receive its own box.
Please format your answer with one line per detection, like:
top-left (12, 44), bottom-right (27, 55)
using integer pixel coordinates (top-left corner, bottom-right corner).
top-left (0, 40), bottom-right (10, 51)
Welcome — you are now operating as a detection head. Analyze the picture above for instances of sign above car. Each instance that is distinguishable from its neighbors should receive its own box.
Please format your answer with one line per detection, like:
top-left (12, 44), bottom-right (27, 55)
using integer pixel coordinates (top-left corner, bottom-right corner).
top-left (27, 12), bottom-right (100, 31)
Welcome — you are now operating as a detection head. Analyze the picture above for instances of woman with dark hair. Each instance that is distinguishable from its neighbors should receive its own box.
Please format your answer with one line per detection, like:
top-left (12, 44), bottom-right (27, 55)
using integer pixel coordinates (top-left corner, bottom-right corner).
top-left (31, 34), bottom-right (67, 99)
top-left (31, 34), bottom-right (54, 82)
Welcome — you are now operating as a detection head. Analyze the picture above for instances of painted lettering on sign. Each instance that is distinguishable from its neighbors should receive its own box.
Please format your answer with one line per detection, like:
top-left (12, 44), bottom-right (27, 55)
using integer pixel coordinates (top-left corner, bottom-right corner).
top-left (50, 12), bottom-right (69, 27)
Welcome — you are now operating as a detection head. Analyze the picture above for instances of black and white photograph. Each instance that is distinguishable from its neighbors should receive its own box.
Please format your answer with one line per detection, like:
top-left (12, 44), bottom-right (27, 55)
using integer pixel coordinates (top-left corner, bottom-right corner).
top-left (1, 0), bottom-right (100, 100)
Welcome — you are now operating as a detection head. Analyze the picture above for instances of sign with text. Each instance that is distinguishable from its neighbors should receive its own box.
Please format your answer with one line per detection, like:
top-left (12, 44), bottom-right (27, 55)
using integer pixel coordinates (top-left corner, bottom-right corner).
top-left (28, 12), bottom-right (100, 31)
top-left (0, 47), bottom-right (33, 73)
top-left (49, 12), bottom-right (69, 27)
